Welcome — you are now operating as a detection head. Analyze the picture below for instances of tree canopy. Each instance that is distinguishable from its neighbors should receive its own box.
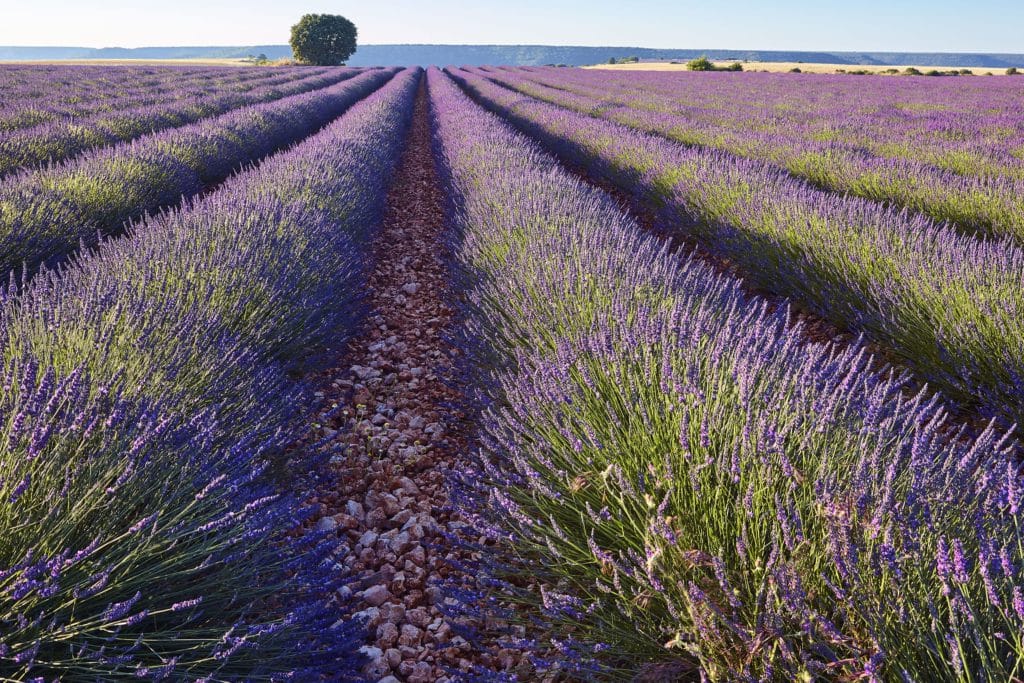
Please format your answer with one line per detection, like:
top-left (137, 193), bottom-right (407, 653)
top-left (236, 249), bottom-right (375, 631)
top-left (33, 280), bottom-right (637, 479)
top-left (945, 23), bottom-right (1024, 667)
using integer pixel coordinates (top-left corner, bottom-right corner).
top-left (290, 14), bottom-right (358, 66)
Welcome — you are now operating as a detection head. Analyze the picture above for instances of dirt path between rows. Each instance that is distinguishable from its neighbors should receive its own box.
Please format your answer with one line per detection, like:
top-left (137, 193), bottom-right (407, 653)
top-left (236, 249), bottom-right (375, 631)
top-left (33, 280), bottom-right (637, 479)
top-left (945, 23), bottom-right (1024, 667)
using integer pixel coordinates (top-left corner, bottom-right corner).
top-left (302, 77), bottom-right (525, 683)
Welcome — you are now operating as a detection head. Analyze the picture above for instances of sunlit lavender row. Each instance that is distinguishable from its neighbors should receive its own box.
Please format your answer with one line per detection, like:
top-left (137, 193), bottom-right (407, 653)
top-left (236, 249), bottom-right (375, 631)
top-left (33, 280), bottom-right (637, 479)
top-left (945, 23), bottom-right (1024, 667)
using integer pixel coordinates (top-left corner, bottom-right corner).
top-left (430, 65), bottom-right (1024, 681)
top-left (0, 67), bottom-right (396, 276)
top-left (0, 65), bottom-right (328, 128)
top-left (0, 65), bottom-right (358, 176)
top-left (481, 67), bottom-right (1024, 240)
top-left (0, 64), bottom-right (282, 125)
top-left (504, 66), bottom-right (1024, 179)
top-left (0, 65), bottom-right (418, 680)
top-left (448, 66), bottom-right (1024, 433)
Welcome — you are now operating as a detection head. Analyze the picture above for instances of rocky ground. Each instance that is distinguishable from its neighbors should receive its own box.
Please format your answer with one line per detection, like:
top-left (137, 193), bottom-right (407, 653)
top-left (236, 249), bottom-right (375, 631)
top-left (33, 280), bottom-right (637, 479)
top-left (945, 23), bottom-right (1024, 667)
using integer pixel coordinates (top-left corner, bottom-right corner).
top-left (302, 81), bottom-right (527, 682)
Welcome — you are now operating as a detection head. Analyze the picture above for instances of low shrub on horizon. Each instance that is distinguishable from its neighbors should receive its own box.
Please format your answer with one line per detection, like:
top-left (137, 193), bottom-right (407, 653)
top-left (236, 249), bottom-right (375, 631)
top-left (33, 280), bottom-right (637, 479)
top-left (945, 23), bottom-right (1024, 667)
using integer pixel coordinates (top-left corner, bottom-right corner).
top-left (686, 56), bottom-right (743, 73)
top-left (686, 55), bottom-right (714, 71)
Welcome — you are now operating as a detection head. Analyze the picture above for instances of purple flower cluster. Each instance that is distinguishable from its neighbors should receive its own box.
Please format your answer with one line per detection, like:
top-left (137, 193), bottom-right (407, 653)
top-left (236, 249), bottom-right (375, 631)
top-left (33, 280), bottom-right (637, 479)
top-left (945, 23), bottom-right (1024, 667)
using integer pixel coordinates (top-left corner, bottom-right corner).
top-left (0, 64), bottom-right (328, 127)
top-left (447, 66), bottom-right (1024, 433)
top-left (0, 67), bottom-right (420, 679)
top-left (483, 67), bottom-right (1024, 240)
top-left (428, 67), bottom-right (1024, 680)
top-left (0, 66), bottom-right (399, 278)
top-left (0, 65), bottom-right (360, 176)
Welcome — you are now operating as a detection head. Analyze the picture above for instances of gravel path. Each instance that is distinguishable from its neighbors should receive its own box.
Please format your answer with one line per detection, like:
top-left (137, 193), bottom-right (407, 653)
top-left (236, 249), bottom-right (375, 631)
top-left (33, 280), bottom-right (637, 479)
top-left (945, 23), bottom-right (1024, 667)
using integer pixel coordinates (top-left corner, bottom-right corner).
top-left (304, 78), bottom-right (510, 682)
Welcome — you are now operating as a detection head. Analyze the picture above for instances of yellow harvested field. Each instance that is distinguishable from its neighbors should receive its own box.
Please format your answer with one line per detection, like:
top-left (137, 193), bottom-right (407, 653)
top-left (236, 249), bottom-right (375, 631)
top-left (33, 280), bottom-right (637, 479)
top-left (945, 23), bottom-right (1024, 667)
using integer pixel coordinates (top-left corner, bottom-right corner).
top-left (586, 60), bottom-right (1017, 75)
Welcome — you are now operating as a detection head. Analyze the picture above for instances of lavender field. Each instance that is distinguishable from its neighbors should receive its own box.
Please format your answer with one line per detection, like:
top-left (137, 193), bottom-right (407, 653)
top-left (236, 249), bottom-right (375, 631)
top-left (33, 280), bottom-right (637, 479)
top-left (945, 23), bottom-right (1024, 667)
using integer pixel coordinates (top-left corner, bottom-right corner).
top-left (1, 62), bottom-right (1023, 682)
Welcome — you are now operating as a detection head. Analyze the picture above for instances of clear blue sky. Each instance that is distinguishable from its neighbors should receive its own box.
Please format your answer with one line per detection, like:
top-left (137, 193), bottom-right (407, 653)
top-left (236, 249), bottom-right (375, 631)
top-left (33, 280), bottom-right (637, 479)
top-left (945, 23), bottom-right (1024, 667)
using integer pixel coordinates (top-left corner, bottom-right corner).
top-left (1, 0), bottom-right (1021, 53)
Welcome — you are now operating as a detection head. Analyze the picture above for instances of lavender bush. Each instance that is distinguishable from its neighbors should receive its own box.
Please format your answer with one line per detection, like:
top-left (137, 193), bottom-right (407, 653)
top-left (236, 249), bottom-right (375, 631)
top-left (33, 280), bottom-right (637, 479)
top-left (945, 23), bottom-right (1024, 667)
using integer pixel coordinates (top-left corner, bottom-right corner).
top-left (447, 67), bottom-right (1024, 434)
top-left (0, 67), bottom-right (398, 278)
top-left (507, 67), bottom-right (1024, 182)
top-left (481, 67), bottom-right (1024, 240)
top-left (429, 67), bottom-right (1024, 681)
top-left (0, 66), bottom-right (362, 177)
top-left (0, 66), bottom-right (329, 122)
top-left (0, 64), bottom-right (252, 128)
top-left (0, 66), bottom-right (419, 680)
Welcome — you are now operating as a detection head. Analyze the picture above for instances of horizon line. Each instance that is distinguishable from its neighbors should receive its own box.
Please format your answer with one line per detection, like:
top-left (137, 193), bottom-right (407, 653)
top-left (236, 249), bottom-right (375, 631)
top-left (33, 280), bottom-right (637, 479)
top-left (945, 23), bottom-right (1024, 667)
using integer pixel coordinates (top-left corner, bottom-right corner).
top-left (2, 43), bottom-right (1024, 56)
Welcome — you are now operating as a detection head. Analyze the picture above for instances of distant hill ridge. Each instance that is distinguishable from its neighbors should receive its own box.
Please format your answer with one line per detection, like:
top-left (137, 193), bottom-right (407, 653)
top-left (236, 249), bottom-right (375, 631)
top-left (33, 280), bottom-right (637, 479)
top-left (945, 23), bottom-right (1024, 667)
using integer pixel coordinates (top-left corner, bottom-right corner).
top-left (1, 44), bottom-right (1022, 68)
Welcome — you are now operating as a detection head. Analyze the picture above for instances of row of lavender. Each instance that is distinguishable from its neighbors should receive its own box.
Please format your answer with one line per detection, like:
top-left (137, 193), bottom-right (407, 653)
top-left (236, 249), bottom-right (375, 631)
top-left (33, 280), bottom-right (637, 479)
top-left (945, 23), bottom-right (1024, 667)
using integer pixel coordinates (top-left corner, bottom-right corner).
top-left (0, 66), bottom-right (419, 680)
top-left (428, 67), bottom-right (1024, 680)
top-left (0, 67), bottom-right (397, 278)
top-left (0, 64), bottom-right (318, 129)
top-left (0, 66), bottom-right (358, 177)
top-left (509, 66), bottom-right (1024, 180)
top-left (448, 67), bottom-right (1024, 435)
top-left (484, 67), bottom-right (1024, 241)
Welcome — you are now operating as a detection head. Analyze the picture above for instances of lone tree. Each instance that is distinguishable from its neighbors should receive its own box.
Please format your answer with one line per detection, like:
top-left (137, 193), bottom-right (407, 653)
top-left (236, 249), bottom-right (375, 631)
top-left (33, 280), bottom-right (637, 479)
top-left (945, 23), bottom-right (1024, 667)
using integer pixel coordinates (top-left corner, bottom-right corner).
top-left (290, 14), bottom-right (357, 65)
top-left (686, 55), bottom-right (714, 71)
